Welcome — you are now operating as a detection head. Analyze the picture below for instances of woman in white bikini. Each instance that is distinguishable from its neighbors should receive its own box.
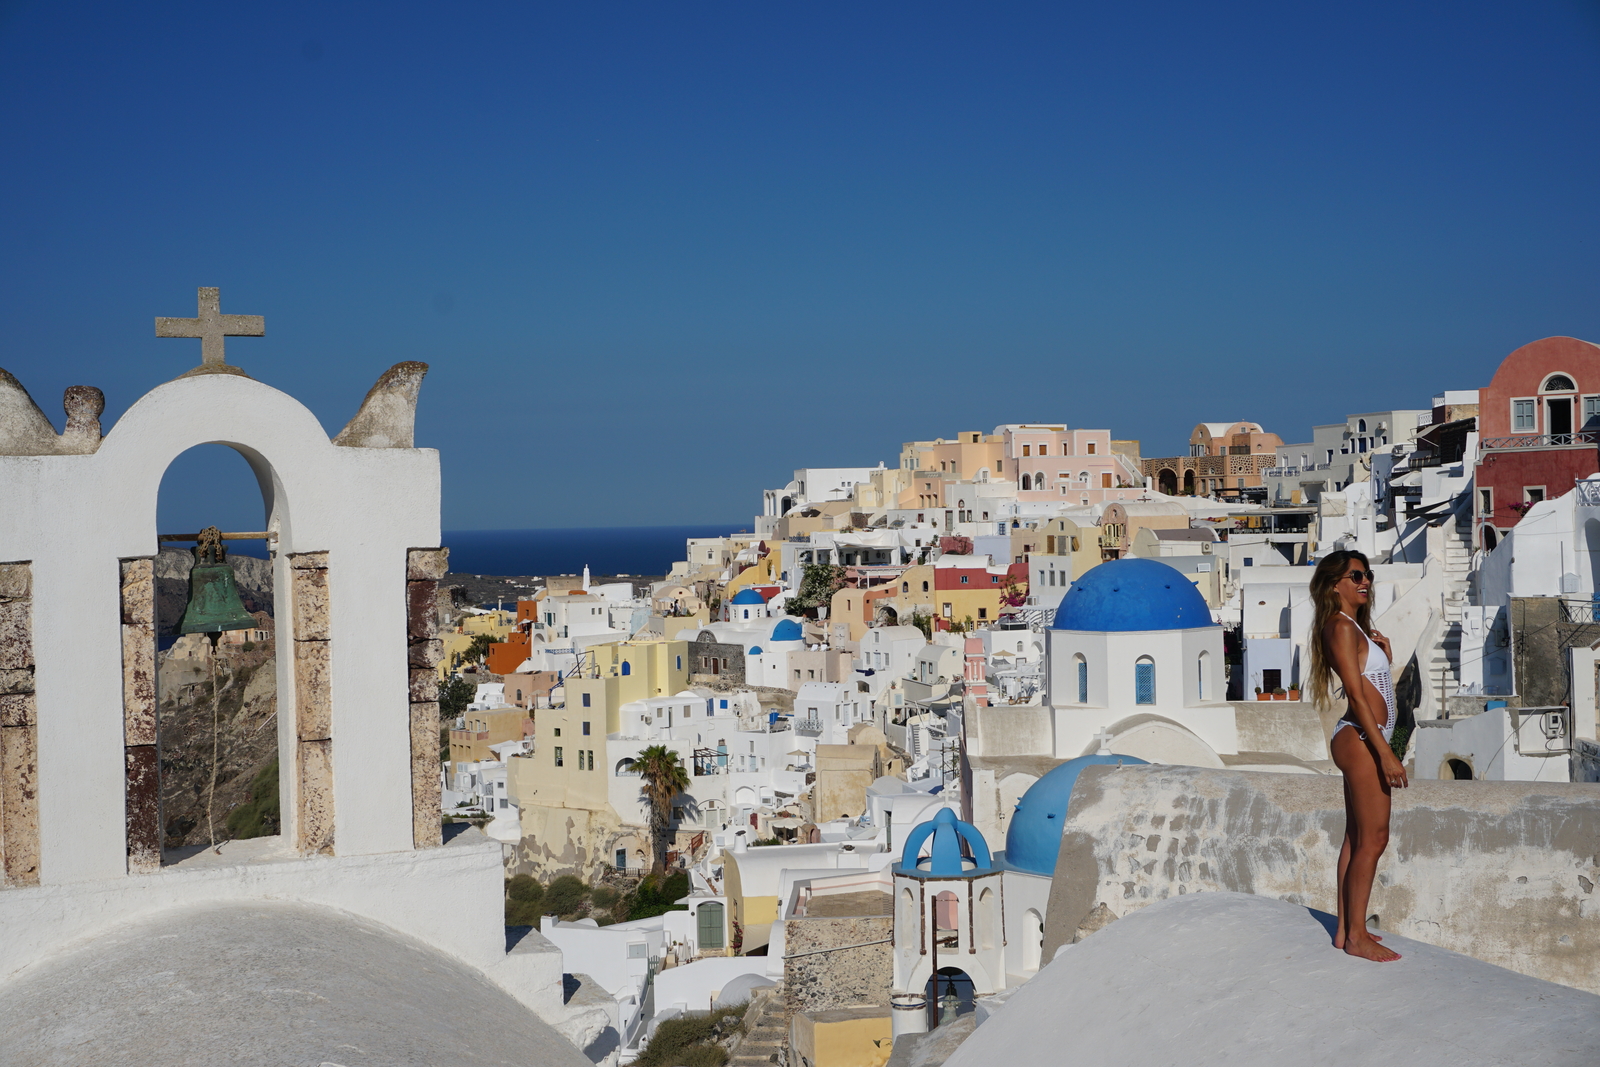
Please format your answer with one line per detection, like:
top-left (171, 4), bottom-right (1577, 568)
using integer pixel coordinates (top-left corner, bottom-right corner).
top-left (1306, 549), bottom-right (1407, 963)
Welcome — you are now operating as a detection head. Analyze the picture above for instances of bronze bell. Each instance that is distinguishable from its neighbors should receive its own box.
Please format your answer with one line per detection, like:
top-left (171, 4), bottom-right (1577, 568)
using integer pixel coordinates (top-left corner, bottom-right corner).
top-left (177, 527), bottom-right (258, 636)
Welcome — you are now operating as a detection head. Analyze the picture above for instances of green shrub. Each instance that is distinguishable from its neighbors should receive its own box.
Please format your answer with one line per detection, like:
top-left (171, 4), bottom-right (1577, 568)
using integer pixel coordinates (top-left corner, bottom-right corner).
top-left (225, 758), bottom-right (280, 839)
top-left (508, 874), bottom-right (544, 905)
top-left (545, 874), bottom-right (590, 918)
top-left (505, 896), bottom-right (543, 927)
top-left (633, 1004), bottom-right (745, 1067)
top-left (621, 870), bottom-right (690, 922)
top-left (592, 885), bottom-right (621, 909)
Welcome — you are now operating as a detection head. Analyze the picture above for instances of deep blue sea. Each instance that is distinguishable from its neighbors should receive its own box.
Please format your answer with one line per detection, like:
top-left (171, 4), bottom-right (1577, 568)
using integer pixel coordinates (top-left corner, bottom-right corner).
top-left (441, 525), bottom-right (748, 577)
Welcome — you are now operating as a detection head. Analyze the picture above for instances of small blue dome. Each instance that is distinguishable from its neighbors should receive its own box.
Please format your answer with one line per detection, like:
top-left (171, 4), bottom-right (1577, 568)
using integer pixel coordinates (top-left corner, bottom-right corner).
top-left (770, 618), bottom-right (803, 642)
top-left (1053, 558), bottom-right (1214, 632)
top-left (747, 646), bottom-right (763, 655)
top-left (731, 588), bottom-right (766, 605)
top-left (898, 808), bottom-right (993, 877)
top-left (1004, 754), bottom-right (1148, 875)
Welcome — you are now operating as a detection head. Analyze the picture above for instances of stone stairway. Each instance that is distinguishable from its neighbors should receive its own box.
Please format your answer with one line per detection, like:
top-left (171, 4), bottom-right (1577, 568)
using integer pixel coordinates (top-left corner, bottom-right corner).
top-left (728, 992), bottom-right (787, 1067)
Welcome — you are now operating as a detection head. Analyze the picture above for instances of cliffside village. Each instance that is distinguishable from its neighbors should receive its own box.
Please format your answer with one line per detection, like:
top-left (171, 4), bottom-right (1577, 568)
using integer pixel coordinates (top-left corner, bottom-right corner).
top-left (433, 335), bottom-right (1600, 1064)
top-left (1, 308), bottom-right (1595, 1067)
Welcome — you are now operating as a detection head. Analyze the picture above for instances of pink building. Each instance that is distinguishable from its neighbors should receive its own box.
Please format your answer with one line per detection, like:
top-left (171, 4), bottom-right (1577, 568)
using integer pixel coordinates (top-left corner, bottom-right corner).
top-left (1001, 424), bottom-right (1140, 505)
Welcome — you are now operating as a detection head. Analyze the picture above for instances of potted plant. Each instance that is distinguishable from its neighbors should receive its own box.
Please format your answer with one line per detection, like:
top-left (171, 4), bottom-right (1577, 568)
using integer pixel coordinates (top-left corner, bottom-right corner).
top-left (1272, 687), bottom-right (1287, 700)
top-left (1288, 686), bottom-right (1301, 700)
top-left (1255, 686), bottom-right (1268, 701)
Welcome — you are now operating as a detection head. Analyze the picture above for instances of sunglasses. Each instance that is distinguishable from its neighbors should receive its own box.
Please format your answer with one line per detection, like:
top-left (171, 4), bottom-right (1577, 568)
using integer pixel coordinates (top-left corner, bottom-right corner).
top-left (1343, 570), bottom-right (1371, 585)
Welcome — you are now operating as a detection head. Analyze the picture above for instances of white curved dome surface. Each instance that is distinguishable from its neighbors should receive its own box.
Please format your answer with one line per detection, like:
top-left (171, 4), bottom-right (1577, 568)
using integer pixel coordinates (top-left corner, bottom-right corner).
top-left (0, 901), bottom-right (591, 1067)
top-left (944, 893), bottom-right (1600, 1067)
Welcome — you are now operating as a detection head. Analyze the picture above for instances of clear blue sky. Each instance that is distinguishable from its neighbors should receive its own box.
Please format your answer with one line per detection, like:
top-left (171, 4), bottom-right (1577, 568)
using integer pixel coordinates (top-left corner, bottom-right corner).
top-left (3, 1), bottom-right (1598, 533)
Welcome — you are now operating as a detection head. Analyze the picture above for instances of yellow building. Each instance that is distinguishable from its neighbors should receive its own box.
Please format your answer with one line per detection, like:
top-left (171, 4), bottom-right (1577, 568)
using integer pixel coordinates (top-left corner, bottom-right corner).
top-left (564, 639), bottom-right (691, 734)
top-left (507, 701), bottom-right (610, 813)
top-left (791, 1008), bottom-right (893, 1067)
top-left (1029, 517), bottom-right (1102, 595)
top-left (722, 545), bottom-right (781, 601)
top-left (448, 706), bottom-right (529, 764)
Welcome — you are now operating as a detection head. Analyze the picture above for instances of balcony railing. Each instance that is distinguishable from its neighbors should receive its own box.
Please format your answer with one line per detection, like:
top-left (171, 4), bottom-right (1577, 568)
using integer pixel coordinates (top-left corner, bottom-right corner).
top-left (1560, 598), bottom-right (1600, 624)
top-left (1577, 481), bottom-right (1600, 507)
top-left (1481, 432), bottom-right (1600, 451)
top-left (1263, 466), bottom-right (1301, 478)
top-left (794, 718), bottom-right (823, 735)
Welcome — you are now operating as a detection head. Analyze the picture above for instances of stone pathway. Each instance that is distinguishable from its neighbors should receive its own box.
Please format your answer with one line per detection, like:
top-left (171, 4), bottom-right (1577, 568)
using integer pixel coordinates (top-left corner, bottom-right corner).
top-left (729, 992), bottom-right (788, 1067)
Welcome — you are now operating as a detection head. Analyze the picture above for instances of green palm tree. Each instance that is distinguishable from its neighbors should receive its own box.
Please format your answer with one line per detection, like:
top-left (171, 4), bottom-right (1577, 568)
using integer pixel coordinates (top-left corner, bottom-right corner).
top-left (634, 745), bottom-right (691, 873)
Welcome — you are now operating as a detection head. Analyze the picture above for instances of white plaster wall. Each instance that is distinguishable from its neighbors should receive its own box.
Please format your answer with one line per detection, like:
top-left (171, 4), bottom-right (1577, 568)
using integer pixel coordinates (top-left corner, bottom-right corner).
top-left (999, 868), bottom-right (1052, 979)
top-left (0, 374), bottom-right (439, 883)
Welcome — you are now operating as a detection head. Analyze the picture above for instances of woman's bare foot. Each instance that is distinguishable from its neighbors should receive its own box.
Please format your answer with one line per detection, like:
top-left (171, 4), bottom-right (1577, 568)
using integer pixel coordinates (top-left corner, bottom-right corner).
top-left (1343, 936), bottom-right (1401, 962)
top-left (1333, 928), bottom-right (1382, 948)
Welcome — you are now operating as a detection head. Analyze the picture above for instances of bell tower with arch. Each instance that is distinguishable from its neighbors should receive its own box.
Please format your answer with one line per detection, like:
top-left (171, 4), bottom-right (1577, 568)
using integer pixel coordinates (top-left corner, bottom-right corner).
top-left (0, 290), bottom-right (570, 1024)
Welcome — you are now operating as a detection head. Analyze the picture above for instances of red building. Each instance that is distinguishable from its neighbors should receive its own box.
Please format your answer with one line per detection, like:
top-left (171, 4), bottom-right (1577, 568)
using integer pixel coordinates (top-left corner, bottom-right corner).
top-left (1476, 336), bottom-right (1600, 549)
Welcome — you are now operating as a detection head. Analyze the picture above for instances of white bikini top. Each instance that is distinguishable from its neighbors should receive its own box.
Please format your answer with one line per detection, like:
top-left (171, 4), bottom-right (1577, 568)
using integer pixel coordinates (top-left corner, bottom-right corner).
top-left (1339, 611), bottom-right (1396, 728)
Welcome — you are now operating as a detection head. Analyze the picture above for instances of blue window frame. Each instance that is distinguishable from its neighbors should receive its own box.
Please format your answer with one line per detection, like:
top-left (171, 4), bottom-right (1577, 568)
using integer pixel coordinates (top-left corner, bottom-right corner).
top-left (1135, 660), bottom-right (1155, 705)
top-left (1077, 659), bottom-right (1088, 703)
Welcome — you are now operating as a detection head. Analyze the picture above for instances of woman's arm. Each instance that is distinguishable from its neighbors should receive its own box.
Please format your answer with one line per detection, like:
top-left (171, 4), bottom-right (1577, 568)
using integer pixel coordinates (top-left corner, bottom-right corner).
top-left (1324, 616), bottom-right (1408, 786)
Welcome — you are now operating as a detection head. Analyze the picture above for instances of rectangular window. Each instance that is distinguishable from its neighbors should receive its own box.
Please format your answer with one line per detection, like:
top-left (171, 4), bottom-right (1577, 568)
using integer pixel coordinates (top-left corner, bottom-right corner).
top-left (553, 727), bottom-right (561, 737)
top-left (554, 747), bottom-right (564, 767)
top-left (582, 693), bottom-right (591, 708)
top-left (616, 849), bottom-right (628, 869)
top-left (1585, 396), bottom-right (1600, 426)
top-left (978, 608), bottom-right (987, 619)
top-left (1480, 488), bottom-right (1492, 515)
top-left (1101, 473), bottom-right (1113, 488)
top-left (1022, 444), bottom-right (1031, 456)
top-left (1135, 661), bottom-right (1155, 705)
top-left (1513, 399), bottom-right (1536, 432)
top-left (961, 575), bottom-right (969, 583)
top-left (942, 603), bottom-right (952, 618)
top-left (719, 699), bottom-right (728, 709)
top-left (1526, 487), bottom-right (1546, 504)
top-left (1077, 660), bottom-right (1088, 703)
top-left (627, 942), bottom-right (647, 959)
top-left (1039, 444), bottom-right (1048, 456)
top-left (582, 721), bottom-right (591, 735)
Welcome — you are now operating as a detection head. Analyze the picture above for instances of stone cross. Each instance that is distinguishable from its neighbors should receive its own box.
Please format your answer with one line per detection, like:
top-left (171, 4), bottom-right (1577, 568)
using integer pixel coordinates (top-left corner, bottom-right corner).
top-left (155, 287), bottom-right (264, 372)
top-left (1093, 728), bottom-right (1115, 755)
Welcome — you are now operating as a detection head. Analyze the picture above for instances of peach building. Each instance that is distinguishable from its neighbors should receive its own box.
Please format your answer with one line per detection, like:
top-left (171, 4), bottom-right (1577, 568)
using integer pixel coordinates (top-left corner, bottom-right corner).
top-left (1143, 421), bottom-right (1283, 501)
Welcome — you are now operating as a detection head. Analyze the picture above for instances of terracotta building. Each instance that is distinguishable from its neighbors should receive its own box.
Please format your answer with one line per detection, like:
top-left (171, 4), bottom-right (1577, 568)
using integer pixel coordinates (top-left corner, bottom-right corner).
top-left (1475, 336), bottom-right (1600, 550)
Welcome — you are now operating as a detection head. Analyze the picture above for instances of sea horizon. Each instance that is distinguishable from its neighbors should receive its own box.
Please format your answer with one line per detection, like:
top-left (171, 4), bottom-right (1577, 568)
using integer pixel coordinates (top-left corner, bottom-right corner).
top-left (440, 524), bottom-right (750, 579)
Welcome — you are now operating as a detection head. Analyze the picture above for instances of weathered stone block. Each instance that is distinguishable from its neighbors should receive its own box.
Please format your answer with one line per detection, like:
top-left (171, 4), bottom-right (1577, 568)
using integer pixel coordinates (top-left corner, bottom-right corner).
top-left (407, 638), bottom-right (442, 669)
top-left (1, 724), bottom-right (39, 886)
top-left (293, 565), bottom-right (330, 641)
top-left (118, 558), bottom-right (153, 625)
top-left (0, 598), bottom-right (33, 671)
top-left (290, 550), bottom-right (329, 571)
top-left (0, 562), bottom-right (32, 600)
top-left (407, 546), bottom-right (450, 581)
top-left (409, 669), bottom-right (438, 704)
top-left (125, 744), bottom-right (161, 873)
top-left (409, 701), bottom-right (440, 746)
top-left (412, 751), bottom-right (443, 850)
top-left (0, 669), bottom-right (33, 696)
top-left (407, 579), bottom-right (438, 641)
top-left (0, 693), bottom-right (35, 728)
top-left (294, 639), bottom-right (332, 741)
top-left (298, 738), bottom-right (335, 856)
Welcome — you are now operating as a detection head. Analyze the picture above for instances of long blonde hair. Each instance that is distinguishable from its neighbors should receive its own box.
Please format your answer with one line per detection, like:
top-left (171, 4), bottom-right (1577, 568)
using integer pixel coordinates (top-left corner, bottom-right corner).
top-left (1305, 549), bottom-right (1372, 711)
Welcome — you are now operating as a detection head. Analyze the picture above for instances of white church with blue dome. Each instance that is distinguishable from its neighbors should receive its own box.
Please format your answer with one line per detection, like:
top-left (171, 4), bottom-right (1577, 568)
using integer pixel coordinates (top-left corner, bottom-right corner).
top-left (1045, 557), bottom-right (1235, 767)
top-left (890, 756), bottom-right (1148, 1037)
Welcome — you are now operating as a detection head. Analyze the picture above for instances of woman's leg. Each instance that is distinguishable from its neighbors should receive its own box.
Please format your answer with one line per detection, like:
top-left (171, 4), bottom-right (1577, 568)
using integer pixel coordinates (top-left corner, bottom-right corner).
top-left (1334, 774), bottom-right (1352, 948)
top-left (1331, 727), bottom-right (1400, 961)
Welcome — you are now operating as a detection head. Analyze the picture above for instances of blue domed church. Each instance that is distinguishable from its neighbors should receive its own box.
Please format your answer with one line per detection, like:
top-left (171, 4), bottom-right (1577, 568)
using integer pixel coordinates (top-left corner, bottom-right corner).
top-left (1045, 557), bottom-right (1233, 767)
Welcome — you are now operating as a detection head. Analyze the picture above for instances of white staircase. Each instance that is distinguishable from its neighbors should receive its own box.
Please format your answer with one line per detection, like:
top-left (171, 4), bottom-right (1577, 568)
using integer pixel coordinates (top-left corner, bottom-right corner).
top-left (1423, 507), bottom-right (1475, 712)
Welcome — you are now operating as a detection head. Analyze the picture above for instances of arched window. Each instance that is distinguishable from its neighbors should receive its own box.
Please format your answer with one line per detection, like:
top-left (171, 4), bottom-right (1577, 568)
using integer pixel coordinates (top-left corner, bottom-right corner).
top-left (902, 581), bottom-right (909, 593)
top-left (1197, 649), bottom-right (1210, 700)
top-left (1357, 418), bottom-right (1367, 433)
top-left (922, 581), bottom-right (929, 592)
top-left (1135, 656), bottom-right (1156, 705)
top-left (1022, 909), bottom-right (1044, 971)
top-left (899, 888), bottom-right (919, 952)
top-left (934, 890), bottom-right (960, 932)
top-left (621, 661), bottom-right (631, 676)
top-left (1446, 758), bottom-right (1474, 780)
top-left (1021, 473), bottom-right (1032, 491)
top-left (1075, 653), bottom-right (1088, 703)
top-left (1543, 374), bottom-right (1576, 392)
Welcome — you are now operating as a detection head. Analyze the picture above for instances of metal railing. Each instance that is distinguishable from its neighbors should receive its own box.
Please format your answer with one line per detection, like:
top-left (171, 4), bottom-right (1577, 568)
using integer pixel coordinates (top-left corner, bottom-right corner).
top-left (1480, 432), bottom-right (1600, 450)
top-left (794, 718), bottom-right (823, 735)
top-left (1560, 598), bottom-right (1600, 624)
top-left (1576, 481), bottom-right (1600, 507)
